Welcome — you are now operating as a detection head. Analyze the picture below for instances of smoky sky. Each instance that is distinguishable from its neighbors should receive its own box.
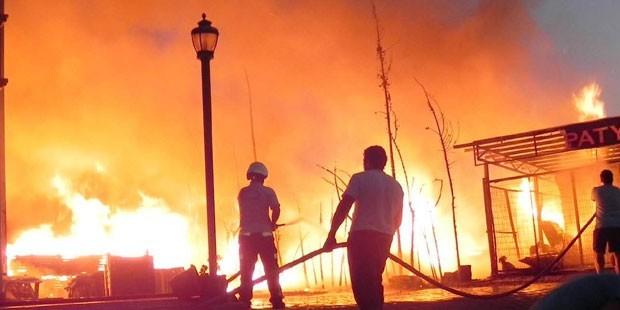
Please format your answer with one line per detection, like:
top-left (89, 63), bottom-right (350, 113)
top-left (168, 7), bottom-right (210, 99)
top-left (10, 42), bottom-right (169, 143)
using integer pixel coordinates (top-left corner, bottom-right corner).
top-left (4, 0), bottom-right (617, 275)
top-left (531, 0), bottom-right (620, 117)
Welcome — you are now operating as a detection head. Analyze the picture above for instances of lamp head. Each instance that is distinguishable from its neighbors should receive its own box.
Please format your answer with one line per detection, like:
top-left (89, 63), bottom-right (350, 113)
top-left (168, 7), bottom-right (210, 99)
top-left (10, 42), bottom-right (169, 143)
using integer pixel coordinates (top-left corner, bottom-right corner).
top-left (191, 13), bottom-right (219, 59)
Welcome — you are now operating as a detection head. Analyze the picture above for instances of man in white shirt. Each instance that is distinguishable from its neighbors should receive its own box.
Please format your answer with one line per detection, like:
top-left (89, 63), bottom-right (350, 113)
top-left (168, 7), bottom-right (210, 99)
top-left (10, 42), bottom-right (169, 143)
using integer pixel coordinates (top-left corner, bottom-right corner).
top-left (323, 145), bottom-right (404, 309)
top-left (592, 169), bottom-right (620, 274)
top-left (238, 162), bottom-right (284, 309)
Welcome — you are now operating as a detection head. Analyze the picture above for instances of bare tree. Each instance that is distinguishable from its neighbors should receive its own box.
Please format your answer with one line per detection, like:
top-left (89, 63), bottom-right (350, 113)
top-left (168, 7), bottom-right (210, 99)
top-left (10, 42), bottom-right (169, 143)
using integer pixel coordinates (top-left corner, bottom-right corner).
top-left (416, 79), bottom-right (461, 269)
top-left (371, 0), bottom-right (403, 265)
top-left (418, 184), bottom-right (438, 280)
top-left (390, 115), bottom-right (416, 268)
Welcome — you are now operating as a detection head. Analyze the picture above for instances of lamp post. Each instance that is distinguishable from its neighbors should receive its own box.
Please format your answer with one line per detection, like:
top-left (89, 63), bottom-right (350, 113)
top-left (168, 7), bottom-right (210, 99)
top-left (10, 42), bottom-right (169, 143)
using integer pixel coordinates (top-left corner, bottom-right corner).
top-left (191, 13), bottom-right (219, 277)
top-left (0, 0), bottom-right (8, 298)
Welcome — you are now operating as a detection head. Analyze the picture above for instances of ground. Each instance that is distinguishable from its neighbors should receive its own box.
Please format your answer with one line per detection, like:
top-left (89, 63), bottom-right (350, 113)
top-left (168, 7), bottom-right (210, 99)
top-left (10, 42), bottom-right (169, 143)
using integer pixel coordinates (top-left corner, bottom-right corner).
top-left (0, 283), bottom-right (555, 309)
top-left (248, 283), bottom-right (554, 309)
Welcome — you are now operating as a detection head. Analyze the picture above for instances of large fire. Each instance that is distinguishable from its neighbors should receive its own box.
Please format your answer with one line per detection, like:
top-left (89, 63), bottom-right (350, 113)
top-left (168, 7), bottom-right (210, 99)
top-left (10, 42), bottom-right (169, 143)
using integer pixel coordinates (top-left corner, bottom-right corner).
top-left (7, 173), bottom-right (193, 275)
top-left (5, 77), bottom-right (609, 293)
top-left (7, 167), bottom-right (456, 293)
top-left (3, 1), bottom-right (616, 299)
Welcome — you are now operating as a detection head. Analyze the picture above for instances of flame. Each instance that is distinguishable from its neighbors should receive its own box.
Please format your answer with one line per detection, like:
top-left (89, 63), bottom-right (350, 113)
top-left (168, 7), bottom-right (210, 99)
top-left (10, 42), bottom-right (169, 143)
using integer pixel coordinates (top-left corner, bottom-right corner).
top-left (405, 179), bottom-right (484, 273)
top-left (7, 173), bottom-right (193, 276)
top-left (40, 275), bottom-right (71, 281)
top-left (574, 82), bottom-right (606, 121)
top-left (5, 1), bottom-right (601, 282)
top-left (517, 179), bottom-right (564, 228)
top-left (408, 187), bottom-right (441, 268)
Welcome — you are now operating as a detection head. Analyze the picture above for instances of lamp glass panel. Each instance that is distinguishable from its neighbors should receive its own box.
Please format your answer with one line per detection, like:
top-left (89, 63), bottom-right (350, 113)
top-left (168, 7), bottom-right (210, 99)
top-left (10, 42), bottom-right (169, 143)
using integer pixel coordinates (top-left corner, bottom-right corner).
top-left (201, 32), bottom-right (218, 52)
top-left (191, 32), bottom-right (203, 52)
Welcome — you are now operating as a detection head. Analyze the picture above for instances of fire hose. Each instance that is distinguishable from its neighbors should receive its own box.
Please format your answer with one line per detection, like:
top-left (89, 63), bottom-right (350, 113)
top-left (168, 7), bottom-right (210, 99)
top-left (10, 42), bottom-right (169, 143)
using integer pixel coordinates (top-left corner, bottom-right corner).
top-left (212, 213), bottom-right (595, 304)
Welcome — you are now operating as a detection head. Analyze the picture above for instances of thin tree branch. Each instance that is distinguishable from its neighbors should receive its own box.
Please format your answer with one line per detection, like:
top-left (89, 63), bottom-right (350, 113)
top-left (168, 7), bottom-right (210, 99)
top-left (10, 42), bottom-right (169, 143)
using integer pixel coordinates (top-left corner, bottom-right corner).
top-left (415, 78), bottom-right (461, 269)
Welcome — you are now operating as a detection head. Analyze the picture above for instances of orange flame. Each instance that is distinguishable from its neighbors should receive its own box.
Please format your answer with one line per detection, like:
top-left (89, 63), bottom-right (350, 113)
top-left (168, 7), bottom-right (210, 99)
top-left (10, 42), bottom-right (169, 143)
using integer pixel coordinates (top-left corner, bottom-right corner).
top-left (517, 179), bottom-right (564, 229)
top-left (574, 82), bottom-right (606, 122)
top-left (7, 174), bottom-right (193, 276)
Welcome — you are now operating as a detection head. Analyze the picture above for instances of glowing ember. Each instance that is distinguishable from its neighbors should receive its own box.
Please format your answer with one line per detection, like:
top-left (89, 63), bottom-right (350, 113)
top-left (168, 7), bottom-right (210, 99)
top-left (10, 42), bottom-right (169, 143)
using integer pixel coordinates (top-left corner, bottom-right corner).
top-left (574, 82), bottom-right (606, 121)
top-left (7, 174), bottom-right (193, 275)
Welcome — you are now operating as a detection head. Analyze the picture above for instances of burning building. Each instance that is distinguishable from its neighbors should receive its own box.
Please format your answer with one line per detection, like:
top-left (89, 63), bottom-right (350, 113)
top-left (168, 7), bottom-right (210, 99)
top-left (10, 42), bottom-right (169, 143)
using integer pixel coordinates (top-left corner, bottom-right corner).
top-left (456, 115), bottom-right (620, 275)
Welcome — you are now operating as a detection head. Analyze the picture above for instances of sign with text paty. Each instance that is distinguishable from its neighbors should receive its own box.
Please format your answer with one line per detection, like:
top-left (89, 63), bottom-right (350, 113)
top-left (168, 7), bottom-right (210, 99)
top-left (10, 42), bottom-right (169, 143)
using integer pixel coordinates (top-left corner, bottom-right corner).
top-left (564, 117), bottom-right (620, 150)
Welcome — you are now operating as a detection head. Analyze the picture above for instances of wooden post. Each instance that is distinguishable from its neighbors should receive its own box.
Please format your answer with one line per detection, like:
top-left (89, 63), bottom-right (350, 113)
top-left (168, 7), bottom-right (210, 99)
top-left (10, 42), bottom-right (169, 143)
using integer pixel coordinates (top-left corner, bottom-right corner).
top-left (570, 172), bottom-right (584, 265)
top-left (534, 177), bottom-right (544, 247)
top-left (330, 200), bottom-right (335, 288)
top-left (483, 164), bottom-right (498, 275)
top-left (275, 230), bottom-right (283, 266)
top-left (528, 177), bottom-right (541, 267)
top-left (319, 203), bottom-right (325, 289)
top-left (504, 190), bottom-right (521, 258)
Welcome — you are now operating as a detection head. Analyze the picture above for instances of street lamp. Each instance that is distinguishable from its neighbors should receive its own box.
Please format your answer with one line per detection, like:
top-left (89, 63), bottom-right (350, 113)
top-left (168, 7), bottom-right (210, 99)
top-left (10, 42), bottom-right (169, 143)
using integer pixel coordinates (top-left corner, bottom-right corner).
top-left (192, 13), bottom-right (219, 277)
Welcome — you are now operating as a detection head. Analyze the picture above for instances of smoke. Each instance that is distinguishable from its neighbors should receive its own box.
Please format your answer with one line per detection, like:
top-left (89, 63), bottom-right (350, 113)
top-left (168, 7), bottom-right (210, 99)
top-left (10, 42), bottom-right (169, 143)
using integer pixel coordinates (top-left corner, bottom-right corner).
top-left (4, 0), bottom-right (597, 277)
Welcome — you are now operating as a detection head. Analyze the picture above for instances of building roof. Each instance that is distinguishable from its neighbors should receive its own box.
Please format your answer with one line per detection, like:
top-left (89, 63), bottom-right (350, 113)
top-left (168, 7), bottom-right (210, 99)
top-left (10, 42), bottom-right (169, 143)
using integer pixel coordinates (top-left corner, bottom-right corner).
top-left (454, 116), bottom-right (620, 175)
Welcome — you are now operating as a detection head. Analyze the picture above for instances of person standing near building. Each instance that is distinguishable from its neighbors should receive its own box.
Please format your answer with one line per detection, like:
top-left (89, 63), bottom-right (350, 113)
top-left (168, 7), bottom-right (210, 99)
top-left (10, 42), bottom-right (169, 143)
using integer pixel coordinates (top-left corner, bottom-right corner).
top-left (323, 145), bottom-right (404, 309)
top-left (592, 169), bottom-right (620, 274)
top-left (238, 162), bottom-right (285, 309)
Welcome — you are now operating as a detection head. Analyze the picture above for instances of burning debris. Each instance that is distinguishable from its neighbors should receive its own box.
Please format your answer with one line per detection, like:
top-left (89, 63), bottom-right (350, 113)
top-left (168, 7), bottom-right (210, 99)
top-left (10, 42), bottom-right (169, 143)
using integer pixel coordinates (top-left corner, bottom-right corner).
top-left (4, 173), bottom-right (194, 299)
top-left (7, 175), bottom-right (193, 271)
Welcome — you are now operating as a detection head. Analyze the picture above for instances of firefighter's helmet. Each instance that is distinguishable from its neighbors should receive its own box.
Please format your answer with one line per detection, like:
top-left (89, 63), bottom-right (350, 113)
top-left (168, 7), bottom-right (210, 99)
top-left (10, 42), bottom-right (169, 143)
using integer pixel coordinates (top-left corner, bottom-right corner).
top-left (247, 162), bottom-right (268, 179)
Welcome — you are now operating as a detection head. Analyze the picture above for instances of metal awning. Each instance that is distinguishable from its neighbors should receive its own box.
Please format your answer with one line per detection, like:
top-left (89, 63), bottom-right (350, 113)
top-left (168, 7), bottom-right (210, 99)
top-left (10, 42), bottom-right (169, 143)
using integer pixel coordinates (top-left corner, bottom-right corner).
top-left (454, 116), bottom-right (620, 175)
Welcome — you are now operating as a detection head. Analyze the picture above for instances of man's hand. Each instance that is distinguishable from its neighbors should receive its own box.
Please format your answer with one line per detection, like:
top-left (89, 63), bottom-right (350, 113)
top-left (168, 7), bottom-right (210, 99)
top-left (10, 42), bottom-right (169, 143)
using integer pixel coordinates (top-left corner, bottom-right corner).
top-left (323, 235), bottom-right (337, 252)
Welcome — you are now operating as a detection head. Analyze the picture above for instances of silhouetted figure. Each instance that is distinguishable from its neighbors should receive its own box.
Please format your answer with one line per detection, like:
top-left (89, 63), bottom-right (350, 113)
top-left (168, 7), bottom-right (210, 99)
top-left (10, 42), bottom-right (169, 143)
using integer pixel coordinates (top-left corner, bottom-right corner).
top-left (531, 274), bottom-right (620, 310)
top-left (323, 146), bottom-right (404, 310)
top-left (238, 162), bottom-right (284, 309)
top-left (499, 256), bottom-right (516, 271)
top-left (592, 169), bottom-right (620, 275)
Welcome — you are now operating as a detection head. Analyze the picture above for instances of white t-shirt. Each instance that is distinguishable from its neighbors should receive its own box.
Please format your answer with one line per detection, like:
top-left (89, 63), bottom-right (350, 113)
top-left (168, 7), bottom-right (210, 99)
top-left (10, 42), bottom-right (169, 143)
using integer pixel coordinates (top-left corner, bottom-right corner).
top-left (592, 184), bottom-right (620, 229)
top-left (343, 169), bottom-right (404, 235)
top-left (238, 182), bottom-right (280, 234)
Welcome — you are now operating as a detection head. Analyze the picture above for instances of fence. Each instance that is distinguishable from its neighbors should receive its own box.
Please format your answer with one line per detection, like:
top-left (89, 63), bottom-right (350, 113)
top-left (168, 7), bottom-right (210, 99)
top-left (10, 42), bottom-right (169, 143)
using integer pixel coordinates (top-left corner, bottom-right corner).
top-left (487, 164), bottom-right (620, 273)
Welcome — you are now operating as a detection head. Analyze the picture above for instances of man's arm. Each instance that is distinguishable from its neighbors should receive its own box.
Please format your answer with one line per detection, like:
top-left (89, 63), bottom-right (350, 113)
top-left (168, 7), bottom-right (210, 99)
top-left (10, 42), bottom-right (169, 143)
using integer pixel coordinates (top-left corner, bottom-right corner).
top-left (269, 188), bottom-right (281, 231)
top-left (323, 194), bottom-right (355, 250)
top-left (394, 187), bottom-right (404, 229)
top-left (394, 206), bottom-right (403, 230)
top-left (270, 206), bottom-right (281, 230)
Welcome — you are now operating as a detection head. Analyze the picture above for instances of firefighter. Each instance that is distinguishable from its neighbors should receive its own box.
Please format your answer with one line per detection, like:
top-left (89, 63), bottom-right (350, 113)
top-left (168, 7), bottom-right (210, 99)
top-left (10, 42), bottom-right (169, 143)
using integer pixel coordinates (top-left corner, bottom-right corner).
top-left (323, 145), bottom-right (404, 310)
top-left (238, 162), bottom-right (285, 309)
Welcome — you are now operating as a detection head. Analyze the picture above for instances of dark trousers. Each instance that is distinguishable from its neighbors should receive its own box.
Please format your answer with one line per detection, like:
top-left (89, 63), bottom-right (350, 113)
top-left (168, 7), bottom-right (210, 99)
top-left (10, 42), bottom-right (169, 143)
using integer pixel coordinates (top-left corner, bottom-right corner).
top-left (239, 234), bottom-right (284, 307)
top-left (348, 230), bottom-right (393, 310)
